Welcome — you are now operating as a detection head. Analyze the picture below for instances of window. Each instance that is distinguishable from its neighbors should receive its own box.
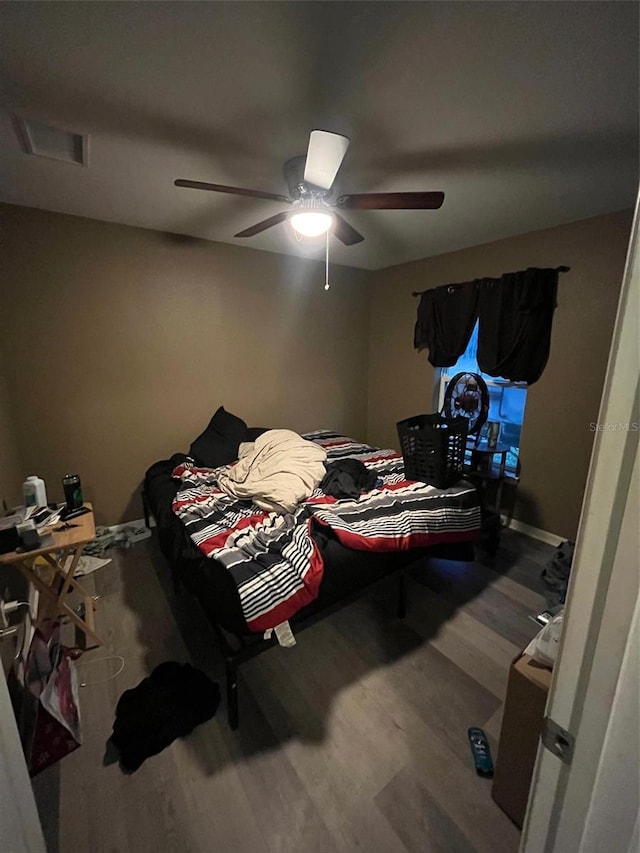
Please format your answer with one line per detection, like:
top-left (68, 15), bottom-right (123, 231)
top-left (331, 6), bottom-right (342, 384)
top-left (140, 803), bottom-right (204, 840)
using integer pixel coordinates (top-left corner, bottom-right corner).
top-left (436, 321), bottom-right (527, 477)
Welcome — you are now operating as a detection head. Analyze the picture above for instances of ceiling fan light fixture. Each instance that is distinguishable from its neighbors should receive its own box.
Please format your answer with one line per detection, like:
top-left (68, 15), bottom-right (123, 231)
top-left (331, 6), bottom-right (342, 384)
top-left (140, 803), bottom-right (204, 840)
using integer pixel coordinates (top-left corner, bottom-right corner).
top-left (289, 197), bottom-right (334, 238)
top-left (290, 209), bottom-right (334, 238)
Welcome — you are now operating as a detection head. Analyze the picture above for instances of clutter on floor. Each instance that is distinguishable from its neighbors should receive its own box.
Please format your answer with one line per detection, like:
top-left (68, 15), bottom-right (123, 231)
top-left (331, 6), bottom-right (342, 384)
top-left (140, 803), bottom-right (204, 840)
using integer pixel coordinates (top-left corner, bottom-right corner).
top-left (62, 554), bottom-right (112, 577)
top-left (83, 524), bottom-right (151, 557)
top-left (9, 621), bottom-right (82, 777)
top-left (541, 540), bottom-right (575, 611)
top-left (106, 661), bottom-right (220, 773)
top-left (467, 726), bottom-right (494, 778)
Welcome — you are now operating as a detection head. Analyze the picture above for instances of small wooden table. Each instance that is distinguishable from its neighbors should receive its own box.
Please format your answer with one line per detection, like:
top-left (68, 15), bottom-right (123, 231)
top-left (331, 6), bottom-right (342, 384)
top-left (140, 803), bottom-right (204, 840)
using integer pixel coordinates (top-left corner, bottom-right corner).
top-left (0, 505), bottom-right (102, 649)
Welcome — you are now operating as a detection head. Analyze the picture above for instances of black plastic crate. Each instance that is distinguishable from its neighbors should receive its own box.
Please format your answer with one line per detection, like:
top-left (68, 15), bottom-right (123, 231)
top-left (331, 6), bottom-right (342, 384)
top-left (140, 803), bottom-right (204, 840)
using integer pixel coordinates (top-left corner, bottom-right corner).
top-left (397, 413), bottom-right (469, 489)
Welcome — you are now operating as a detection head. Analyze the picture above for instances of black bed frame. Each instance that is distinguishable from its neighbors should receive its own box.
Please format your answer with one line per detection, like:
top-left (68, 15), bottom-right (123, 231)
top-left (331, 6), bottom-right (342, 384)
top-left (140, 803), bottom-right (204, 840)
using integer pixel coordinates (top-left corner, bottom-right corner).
top-left (173, 555), bottom-right (410, 730)
top-left (142, 489), bottom-right (470, 731)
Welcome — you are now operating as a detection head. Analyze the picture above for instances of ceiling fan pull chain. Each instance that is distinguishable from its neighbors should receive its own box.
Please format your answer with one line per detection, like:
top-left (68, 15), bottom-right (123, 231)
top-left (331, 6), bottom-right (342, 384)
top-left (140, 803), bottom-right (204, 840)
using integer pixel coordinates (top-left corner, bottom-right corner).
top-left (324, 230), bottom-right (330, 291)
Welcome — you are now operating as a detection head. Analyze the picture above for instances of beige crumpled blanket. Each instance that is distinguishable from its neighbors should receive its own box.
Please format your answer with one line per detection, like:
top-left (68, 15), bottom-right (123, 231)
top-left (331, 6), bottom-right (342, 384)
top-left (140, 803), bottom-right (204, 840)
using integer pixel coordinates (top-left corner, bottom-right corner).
top-left (215, 429), bottom-right (327, 514)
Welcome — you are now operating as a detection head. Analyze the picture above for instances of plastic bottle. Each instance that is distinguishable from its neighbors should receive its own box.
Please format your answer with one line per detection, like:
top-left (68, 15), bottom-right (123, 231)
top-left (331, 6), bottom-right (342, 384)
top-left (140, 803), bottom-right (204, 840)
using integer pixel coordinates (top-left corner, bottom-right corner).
top-left (22, 476), bottom-right (47, 508)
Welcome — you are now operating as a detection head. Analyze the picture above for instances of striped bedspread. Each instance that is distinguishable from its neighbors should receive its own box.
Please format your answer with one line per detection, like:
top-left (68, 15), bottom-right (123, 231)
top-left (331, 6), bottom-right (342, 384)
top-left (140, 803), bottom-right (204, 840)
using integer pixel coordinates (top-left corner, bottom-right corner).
top-left (171, 431), bottom-right (480, 632)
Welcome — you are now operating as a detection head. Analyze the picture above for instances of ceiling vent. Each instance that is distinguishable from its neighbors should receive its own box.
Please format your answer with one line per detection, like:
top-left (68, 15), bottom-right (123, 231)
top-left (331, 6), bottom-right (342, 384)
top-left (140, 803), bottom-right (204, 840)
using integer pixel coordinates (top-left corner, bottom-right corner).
top-left (14, 117), bottom-right (88, 166)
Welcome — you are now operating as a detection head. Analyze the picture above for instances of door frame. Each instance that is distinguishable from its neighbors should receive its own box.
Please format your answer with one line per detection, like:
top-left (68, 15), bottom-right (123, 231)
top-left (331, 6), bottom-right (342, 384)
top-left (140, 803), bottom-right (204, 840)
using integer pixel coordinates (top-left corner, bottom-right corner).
top-left (521, 194), bottom-right (639, 852)
top-left (0, 664), bottom-right (47, 853)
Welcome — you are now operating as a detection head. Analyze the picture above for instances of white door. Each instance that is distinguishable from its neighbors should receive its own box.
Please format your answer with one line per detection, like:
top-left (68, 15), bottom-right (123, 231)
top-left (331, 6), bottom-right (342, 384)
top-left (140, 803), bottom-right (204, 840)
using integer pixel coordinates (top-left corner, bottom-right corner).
top-left (521, 196), bottom-right (639, 852)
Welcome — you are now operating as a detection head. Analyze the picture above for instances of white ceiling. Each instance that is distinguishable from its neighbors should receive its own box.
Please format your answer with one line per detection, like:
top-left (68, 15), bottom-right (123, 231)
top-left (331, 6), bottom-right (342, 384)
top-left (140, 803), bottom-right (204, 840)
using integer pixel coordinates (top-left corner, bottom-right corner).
top-left (0, 1), bottom-right (637, 270)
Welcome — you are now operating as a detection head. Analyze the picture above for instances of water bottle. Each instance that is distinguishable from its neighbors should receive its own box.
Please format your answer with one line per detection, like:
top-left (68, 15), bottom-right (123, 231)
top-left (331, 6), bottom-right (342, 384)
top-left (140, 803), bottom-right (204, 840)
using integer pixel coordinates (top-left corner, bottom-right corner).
top-left (487, 422), bottom-right (500, 449)
top-left (22, 476), bottom-right (47, 508)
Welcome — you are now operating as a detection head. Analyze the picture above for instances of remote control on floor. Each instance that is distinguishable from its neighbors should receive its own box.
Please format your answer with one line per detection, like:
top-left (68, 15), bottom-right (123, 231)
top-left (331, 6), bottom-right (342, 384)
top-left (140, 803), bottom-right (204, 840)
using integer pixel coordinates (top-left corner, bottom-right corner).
top-left (468, 727), bottom-right (494, 778)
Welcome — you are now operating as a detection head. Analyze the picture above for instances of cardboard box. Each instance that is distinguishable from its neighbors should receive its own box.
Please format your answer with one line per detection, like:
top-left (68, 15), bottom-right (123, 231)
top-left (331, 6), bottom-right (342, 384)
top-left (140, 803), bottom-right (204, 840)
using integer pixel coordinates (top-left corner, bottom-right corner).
top-left (491, 652), bottom-right (553, 828)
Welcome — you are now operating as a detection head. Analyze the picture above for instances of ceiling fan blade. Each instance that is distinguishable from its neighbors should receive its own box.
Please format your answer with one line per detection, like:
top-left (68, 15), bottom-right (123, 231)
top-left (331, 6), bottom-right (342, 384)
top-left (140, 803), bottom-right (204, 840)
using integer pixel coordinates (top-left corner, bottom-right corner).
top-left (303, 130), bottom-right (350, 190)
top-left (234, 211), bottom-right (290, 238)
top-left (332, 213), bottom-right (364, 246)
top-left (175, 179), bottom-right (290, 204)
top-left (336, 191), bottom-right (445, 210)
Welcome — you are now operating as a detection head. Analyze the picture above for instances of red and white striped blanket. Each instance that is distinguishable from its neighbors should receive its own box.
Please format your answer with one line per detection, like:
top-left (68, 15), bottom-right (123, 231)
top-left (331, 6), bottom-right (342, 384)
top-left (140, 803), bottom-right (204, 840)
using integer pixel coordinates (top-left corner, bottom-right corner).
top-left (171, 431), bottom-right (480, 632)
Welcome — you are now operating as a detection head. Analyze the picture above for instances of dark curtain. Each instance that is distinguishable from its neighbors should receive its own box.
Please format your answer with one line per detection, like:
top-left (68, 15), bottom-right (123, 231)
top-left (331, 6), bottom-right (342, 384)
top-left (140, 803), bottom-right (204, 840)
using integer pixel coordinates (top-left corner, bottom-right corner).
top-left (476, 267), bottom-right (559, 384)
top-left (413, 280), bottom-right (478, 367)
top-left (413, 267), bottom-right (561, 385)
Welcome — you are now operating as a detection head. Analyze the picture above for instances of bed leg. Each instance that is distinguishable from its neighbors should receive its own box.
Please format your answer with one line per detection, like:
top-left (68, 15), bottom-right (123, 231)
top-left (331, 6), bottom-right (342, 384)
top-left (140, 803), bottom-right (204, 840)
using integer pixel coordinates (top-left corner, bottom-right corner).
top-left (141, 488), bottom-right (151, 529)
top-left (172, 566), bottom-right (182, 597)
top-left (226, 660), bottom-right (239, 730)
top-left (397, 573), bottom-right (408, 619)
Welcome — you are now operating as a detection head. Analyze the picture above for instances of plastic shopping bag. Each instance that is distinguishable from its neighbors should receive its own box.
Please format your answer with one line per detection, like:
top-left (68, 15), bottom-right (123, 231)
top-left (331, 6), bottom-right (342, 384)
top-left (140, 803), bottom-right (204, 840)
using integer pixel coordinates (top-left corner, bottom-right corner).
top-left (528, 611), bottom-right (564, 668)
top-left (18, 622), bottom-right (82, 776)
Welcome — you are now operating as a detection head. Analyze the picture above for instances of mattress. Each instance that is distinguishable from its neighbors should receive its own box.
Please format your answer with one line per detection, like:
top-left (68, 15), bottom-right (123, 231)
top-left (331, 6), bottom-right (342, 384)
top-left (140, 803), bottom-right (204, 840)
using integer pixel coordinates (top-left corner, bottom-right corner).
top-left (144, 443), bottom-right (480, 637)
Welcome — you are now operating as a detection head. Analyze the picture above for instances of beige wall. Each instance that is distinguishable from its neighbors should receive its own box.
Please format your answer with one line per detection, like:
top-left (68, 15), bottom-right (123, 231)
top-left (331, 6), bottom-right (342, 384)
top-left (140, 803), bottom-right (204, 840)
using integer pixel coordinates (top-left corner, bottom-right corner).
top-left (367, 211), bottom-right (633, 540)
top-left (1, 203), bottom-right (632, 537)
top-left (0, 204), bottom-right (372, 523)
top-left (0, 367), bottom-right (23, 508)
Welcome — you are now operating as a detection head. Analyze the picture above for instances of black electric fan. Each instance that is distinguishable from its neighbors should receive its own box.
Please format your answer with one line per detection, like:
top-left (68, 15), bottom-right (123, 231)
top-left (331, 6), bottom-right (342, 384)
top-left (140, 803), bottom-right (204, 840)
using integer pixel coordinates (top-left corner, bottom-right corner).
top-left (442, 372), bottom-right (490, 441)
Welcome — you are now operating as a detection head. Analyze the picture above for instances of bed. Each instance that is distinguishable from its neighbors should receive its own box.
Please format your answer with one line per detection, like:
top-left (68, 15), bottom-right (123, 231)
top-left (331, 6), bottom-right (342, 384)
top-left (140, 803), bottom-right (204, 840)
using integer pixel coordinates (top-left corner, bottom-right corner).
top-left (143, 410), bottom-right (481, 728)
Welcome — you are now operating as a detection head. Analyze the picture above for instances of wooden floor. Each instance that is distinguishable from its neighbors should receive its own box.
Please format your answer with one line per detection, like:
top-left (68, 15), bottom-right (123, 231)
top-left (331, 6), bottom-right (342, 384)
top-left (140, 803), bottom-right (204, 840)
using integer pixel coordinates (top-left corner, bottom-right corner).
top-left (32, 529), bottom-right (553, 853)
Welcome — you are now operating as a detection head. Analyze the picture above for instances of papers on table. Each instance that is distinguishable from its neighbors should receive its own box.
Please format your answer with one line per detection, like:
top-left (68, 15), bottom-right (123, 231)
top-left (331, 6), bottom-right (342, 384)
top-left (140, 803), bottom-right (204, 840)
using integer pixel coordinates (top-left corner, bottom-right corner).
top-left (0, 508), bottom-right (27, 530)
top-left (28, 505), bottom-right (67, 531)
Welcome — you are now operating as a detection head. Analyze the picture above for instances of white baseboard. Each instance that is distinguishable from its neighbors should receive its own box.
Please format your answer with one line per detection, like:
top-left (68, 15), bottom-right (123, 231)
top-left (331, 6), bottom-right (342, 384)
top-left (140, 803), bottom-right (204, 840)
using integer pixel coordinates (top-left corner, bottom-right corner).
top-left (105, 518), bottom-right (153, 544)
top-left (501, 515), bottom-right (564, 547)
top-left (106, 517), bottom-right (155, 534)
top-left (107, 518), bottom-right (145, 534)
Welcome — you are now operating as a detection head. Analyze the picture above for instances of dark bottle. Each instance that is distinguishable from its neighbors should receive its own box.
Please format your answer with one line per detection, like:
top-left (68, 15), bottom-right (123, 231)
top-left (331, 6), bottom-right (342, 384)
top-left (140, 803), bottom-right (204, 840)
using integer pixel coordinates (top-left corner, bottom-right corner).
top-left (63, 474), bottom-right (83, 511)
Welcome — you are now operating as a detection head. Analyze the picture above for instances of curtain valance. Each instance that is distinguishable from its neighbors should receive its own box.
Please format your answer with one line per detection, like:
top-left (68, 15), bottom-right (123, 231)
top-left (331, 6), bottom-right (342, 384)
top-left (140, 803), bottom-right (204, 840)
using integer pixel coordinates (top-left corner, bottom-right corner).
top-left (413, 266), bottom-right (569, 384)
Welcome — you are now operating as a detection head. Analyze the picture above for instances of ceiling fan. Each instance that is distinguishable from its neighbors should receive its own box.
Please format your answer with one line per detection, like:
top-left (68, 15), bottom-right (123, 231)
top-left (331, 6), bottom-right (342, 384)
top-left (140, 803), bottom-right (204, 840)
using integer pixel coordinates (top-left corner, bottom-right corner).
top-left (174, 130), bottom-right (445, 246)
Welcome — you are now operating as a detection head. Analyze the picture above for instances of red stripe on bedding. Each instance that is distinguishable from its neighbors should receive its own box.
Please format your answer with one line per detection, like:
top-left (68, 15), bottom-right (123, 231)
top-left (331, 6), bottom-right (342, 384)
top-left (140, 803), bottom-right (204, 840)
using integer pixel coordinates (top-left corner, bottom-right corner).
top-left (324, 526), bottom-right (479, 552)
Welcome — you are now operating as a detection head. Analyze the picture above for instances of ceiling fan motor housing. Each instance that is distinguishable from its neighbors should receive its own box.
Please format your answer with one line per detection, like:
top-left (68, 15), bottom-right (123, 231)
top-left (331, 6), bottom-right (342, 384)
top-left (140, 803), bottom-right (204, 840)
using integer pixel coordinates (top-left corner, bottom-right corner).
top-left (284, 155), bottom-right (330, 199)
top-left (291, 195), bottom-right (332, 215)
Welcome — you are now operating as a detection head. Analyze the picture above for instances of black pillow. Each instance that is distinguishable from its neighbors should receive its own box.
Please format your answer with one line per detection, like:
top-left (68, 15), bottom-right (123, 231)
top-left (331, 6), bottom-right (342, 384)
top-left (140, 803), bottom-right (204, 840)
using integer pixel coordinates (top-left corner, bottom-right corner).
top-left (246, 427), bottom-right (270, 441)
top-left (189, 406), bottom-right (249, 468)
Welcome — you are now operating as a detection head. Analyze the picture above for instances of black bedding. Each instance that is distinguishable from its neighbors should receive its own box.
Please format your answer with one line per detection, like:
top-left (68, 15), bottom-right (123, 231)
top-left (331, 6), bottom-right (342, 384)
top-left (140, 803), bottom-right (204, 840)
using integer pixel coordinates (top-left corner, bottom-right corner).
top-left (144, 454), bottom-right (476, 637)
